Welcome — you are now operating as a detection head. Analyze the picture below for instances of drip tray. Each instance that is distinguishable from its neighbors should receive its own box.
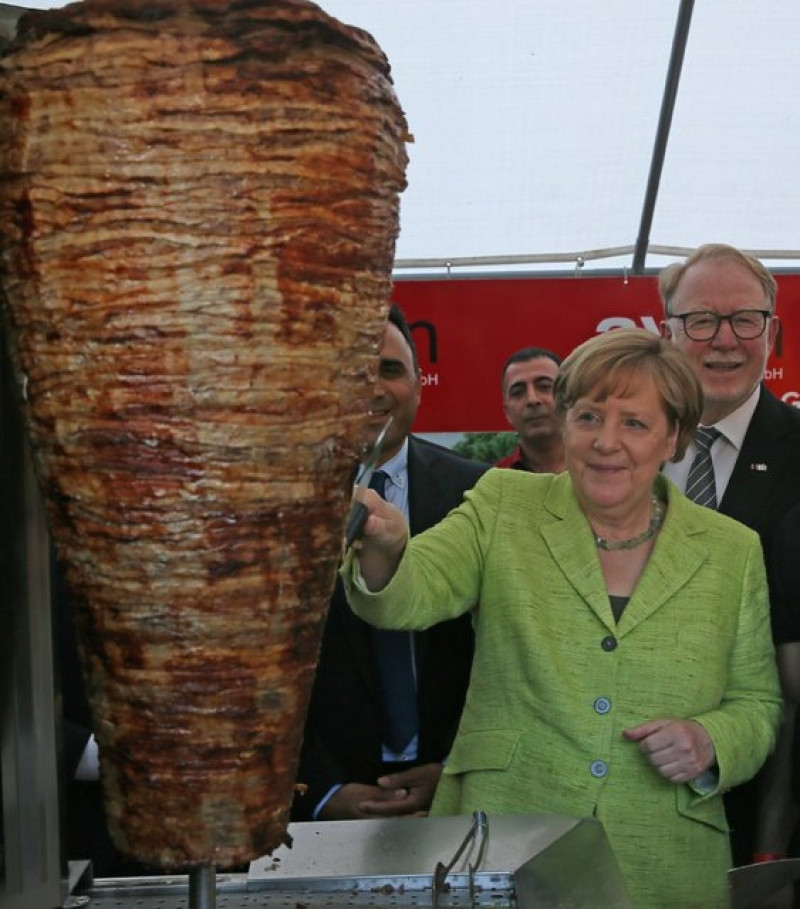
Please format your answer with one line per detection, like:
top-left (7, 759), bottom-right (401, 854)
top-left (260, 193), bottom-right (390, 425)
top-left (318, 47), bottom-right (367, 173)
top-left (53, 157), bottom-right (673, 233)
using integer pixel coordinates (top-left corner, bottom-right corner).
top-left (77, 814), bottom-right (633, 909)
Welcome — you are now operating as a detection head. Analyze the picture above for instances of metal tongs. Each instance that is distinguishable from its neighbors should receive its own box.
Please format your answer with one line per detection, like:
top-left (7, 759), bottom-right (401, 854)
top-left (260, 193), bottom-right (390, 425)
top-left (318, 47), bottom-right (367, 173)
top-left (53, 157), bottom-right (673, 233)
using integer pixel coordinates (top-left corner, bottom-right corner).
top-left (432, 811), bottom-right (489, 909)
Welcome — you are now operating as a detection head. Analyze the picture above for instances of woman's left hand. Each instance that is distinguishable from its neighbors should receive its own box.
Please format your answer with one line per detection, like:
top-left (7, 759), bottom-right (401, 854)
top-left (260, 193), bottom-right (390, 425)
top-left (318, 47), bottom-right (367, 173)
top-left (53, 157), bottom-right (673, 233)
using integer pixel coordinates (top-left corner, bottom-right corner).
top-left (623, 718), bottom-right (716, 783)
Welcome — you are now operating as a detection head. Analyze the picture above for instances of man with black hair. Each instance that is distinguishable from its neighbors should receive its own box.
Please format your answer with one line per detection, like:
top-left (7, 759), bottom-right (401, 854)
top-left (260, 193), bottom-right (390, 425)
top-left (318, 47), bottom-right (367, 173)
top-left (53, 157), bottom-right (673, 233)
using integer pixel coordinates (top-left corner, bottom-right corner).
top-left (496, 346), bottom-right (565, 473)
top-left (292, 304), bottom-right (488, 820)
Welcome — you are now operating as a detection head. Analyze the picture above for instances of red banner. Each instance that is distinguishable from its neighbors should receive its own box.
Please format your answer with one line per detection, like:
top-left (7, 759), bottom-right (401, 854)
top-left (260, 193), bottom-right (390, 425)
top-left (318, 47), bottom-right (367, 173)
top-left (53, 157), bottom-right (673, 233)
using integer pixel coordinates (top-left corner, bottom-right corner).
top-left (393, 274), bottom-right (800, 433)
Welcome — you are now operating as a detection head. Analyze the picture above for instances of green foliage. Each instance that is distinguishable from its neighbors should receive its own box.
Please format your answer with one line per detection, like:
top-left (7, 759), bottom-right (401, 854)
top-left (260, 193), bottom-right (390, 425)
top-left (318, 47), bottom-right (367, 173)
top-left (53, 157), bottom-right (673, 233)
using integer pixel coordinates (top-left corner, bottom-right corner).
top-left (453, 432), bottom-right (517, 464)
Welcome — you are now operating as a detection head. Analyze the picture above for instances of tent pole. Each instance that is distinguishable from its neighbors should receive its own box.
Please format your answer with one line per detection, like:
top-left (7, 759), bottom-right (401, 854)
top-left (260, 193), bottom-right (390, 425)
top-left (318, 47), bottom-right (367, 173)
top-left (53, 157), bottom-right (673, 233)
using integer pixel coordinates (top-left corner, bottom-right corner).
top-left (632, 0), bottom-right (695, 275)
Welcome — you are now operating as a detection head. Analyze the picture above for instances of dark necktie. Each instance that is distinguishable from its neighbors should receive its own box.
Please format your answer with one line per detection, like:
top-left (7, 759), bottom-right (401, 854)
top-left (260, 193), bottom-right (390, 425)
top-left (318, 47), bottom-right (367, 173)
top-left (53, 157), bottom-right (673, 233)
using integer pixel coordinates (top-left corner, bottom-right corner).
top-left (368, 470), bottom-right (419, 753)
top-left (685, 426), bottom-right (721, 509)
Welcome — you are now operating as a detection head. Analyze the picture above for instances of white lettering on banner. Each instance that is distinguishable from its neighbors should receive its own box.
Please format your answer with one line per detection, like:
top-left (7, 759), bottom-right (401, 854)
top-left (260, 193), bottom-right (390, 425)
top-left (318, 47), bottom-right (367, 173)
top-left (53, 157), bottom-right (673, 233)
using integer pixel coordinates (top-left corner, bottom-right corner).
top-left (783, 391), bottom-right (800, 408)
top-left (596, 316), bottom-right (660, 335)
top-left (420, 373), bottom-right (439, 387)
top-left (765, 368), bottom-right (784, 380)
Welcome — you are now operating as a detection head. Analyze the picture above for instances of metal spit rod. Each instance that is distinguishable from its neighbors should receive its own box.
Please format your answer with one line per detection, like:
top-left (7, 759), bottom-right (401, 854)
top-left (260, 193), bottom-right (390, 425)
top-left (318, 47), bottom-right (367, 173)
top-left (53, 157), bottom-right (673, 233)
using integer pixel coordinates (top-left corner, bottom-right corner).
top-left (189, 865), bottom-right (216, 909)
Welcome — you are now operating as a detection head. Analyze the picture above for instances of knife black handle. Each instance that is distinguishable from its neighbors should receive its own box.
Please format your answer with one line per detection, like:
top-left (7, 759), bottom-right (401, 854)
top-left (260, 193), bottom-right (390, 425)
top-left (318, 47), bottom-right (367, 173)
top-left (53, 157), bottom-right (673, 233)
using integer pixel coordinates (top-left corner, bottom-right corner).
top-left (344, 501), bottom-right (369, 549)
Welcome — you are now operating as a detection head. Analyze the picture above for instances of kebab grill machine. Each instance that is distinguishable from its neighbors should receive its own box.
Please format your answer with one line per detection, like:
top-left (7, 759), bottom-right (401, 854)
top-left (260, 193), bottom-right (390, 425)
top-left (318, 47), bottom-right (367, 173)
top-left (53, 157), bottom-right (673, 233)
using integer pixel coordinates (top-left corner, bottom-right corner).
top-left (0, 384), bottom-right (635, 909)
top-left (2, 320), bottom-right (633, 902)
top-left (0, 0), bottom-right (636, 905)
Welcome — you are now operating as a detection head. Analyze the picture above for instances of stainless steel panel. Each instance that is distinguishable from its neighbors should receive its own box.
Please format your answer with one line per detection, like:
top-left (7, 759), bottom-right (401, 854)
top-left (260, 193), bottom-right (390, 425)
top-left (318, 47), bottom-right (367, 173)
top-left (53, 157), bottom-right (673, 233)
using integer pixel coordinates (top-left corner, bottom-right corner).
top-left (250, 814), bottom-right (578, 888)
top-left (1, 331), bottom-right (63, 909)
top-left (729, 858), bottom-right (800, 909)
top-left (515, 817), bottom-right (634, 908)
top-left (79, 814), bottom-right (632, 909)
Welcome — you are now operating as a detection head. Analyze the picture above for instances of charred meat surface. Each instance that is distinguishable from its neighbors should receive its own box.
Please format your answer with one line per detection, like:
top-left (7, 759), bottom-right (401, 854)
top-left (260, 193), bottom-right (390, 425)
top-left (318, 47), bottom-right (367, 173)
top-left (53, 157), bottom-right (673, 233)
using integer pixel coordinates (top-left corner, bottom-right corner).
top-left (0, 0), bottom-right (408, 869)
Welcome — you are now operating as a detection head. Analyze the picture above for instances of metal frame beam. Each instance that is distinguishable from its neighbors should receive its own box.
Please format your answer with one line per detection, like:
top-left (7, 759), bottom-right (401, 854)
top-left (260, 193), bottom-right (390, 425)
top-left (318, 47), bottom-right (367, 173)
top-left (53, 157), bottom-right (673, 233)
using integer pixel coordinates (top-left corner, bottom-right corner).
top-left (632, 0), bottom-right (695, 274)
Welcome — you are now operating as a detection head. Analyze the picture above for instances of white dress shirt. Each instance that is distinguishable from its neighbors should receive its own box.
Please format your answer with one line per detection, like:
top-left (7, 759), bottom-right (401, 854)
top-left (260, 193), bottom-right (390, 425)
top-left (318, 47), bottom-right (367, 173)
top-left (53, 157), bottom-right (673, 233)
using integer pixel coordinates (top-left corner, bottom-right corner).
top-left (313, 439), bottom-right (416, 818)
top-left (662, 386), bottom-right (761, 505)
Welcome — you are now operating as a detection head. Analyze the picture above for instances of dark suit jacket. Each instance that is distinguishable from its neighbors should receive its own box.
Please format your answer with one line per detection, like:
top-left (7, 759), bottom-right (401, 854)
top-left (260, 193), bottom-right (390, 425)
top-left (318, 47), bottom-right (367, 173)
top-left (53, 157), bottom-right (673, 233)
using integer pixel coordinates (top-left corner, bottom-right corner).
top-left (292, 436), bottom-right (489, 820)
top-left (718, 386), bottom-right (800, 593)
top-left (770, 505), bottom-right (800, 647)
top-left (717, 386), bottom-right (800, 864)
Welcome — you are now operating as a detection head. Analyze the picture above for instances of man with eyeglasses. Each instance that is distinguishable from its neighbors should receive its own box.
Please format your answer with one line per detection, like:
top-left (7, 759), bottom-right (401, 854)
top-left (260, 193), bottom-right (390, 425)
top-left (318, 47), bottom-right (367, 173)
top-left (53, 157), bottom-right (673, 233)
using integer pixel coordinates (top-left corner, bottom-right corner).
top-left (659, 243), bottom-right (800, 871)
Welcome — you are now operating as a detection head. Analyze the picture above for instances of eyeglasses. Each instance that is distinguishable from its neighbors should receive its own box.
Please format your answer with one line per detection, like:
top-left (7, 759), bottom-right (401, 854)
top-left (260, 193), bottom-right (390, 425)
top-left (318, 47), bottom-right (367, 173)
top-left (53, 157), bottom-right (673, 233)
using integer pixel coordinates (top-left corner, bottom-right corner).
top-left (668, 309), bottom-right (772, 342)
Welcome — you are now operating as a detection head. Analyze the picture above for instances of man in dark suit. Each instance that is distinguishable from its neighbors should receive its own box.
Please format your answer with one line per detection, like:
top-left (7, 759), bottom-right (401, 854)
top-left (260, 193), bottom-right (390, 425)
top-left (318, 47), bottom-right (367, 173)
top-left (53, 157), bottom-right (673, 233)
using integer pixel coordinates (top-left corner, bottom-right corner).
top-left (292, 303), bottom-right (489, 821)
top-left (660, 243), bottom-right (800, 866)
top-left (769, 505), bottom-right (800, 868)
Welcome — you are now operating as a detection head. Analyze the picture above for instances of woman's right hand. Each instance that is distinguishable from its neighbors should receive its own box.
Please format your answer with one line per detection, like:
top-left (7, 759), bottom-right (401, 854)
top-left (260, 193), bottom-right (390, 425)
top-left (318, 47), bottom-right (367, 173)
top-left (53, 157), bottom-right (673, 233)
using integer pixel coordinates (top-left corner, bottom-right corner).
top-left (623, 718), bottom-right (715, 783)
top-left (352, 487), bottom-right (407, 591)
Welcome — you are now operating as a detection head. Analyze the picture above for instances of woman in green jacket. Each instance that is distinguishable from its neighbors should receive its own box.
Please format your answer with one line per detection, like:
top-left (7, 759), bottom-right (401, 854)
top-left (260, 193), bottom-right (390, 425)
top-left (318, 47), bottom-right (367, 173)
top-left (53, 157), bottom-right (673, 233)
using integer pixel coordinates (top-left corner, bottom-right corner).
top-left (344, 328), bottom-right (781, 909)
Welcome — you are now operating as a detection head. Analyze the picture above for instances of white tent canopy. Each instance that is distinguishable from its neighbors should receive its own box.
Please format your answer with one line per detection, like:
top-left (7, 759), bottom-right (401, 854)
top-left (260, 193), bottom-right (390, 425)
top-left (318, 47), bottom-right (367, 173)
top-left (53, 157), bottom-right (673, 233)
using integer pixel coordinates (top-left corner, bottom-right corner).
top-left (4, 0), bottom-right (800, 275)
top-left (319, 0), bottom-right (800, 275)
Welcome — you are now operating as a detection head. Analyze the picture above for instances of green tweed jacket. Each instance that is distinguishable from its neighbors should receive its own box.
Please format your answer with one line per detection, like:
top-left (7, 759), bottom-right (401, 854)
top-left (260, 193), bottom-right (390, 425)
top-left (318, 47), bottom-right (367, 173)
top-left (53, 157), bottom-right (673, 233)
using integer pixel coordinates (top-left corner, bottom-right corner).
top-left (344, 469), bottom-right (781, 909)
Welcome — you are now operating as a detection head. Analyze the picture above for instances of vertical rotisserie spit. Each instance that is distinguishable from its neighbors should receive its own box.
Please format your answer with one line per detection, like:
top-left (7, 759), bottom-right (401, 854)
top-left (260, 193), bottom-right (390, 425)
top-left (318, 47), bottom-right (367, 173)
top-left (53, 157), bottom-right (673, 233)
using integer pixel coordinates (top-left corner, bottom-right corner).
top-left (0, 0), bottom-right (408, 869)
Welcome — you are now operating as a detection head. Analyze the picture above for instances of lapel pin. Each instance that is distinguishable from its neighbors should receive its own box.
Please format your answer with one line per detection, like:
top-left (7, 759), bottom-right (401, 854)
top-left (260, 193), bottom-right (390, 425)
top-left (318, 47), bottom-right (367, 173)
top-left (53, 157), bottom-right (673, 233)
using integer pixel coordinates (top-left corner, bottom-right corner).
top-left (750, 462), bottom-right (768, 472)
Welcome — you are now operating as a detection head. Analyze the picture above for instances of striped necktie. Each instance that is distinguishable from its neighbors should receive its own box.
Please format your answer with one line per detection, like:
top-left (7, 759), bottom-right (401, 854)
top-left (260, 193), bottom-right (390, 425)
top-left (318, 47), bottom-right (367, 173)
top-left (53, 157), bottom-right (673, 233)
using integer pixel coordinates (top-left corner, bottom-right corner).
top-left (368, 470), bottom-right (419, 753)
top-left (685, 426), bottom-right (721, 509)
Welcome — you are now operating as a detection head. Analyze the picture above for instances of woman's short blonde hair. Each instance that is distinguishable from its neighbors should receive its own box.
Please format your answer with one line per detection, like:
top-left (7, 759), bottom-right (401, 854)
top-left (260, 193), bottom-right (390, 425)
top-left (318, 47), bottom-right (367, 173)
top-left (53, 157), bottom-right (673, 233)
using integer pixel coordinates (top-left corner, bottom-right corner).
top-left (554, 328), bottom-right (702, 462)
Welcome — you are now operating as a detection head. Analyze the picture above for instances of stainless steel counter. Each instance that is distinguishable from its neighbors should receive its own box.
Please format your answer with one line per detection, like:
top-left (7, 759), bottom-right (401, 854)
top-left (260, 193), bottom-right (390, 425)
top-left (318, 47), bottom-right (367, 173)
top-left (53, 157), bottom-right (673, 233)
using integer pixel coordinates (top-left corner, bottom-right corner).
top-left (76, 814), bottom-right (634, 909)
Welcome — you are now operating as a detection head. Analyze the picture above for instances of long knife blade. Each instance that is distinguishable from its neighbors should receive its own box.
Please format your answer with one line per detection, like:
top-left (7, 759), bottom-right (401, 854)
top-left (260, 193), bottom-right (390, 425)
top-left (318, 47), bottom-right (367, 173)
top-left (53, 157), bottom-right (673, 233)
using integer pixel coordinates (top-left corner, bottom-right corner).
top-left (728, 858), bottom-right (800, 908)
top-left (344, 415), bottom-right (394, 549)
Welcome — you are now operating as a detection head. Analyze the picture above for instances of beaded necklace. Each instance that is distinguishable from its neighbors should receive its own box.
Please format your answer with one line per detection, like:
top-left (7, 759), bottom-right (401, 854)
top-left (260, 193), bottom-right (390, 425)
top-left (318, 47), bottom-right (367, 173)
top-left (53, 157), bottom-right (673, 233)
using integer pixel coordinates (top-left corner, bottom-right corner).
top-left (594, 495), bottom-right (665, 552)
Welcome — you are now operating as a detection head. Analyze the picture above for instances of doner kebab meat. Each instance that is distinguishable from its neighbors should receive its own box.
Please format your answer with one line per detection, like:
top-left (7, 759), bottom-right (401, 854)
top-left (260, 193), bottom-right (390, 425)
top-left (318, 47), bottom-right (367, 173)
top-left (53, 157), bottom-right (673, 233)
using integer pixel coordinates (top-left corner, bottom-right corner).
top-left (0, 0), bottom-right (409, 869)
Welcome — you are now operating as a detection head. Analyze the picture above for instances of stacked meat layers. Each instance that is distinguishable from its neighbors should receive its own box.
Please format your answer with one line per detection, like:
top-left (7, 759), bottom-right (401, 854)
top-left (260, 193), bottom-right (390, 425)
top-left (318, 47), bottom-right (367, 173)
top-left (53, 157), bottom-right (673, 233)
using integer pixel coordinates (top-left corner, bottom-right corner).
top-left (0, 0), bottom-right (408, 869)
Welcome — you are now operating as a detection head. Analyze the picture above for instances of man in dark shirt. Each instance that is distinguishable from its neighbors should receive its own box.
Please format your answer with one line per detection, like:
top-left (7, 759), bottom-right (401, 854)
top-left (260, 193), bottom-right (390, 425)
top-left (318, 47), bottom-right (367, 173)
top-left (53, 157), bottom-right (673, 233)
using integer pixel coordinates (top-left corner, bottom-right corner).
top-left (495, 346), bottom-right (564, 473)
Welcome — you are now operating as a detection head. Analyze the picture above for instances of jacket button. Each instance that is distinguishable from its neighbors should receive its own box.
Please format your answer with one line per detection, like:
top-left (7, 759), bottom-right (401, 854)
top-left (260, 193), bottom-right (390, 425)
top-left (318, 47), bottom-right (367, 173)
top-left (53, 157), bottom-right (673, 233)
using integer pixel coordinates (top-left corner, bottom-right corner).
top-left (593, 697), bottom-right (611, 715)
top-left (590, 760), bottom-right (608, 778)
top-left (601, 635), bottom-right (617, 651)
